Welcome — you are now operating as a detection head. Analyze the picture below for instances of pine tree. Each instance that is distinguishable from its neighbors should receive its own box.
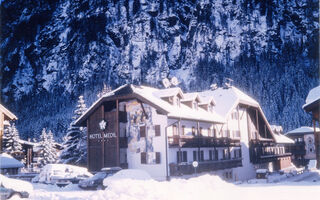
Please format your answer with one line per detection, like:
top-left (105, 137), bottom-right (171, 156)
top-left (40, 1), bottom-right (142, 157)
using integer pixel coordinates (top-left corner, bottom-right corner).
top-left (37, 128), bottom-right (58, 167)
top-left (2, 123), bottom-right (23, 157)
top-left (59, 95), bottom-right (87, 166)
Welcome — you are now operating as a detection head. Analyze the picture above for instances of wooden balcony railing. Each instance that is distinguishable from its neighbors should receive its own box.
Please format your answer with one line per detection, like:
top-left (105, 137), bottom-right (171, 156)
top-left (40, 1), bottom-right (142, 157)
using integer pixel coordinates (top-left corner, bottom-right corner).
top-left (249, 144), bottom-right (292, 164)
top-left (169, 158), bottom-right (243, 176)
top-left (168, 135), bottom-right (241, 148)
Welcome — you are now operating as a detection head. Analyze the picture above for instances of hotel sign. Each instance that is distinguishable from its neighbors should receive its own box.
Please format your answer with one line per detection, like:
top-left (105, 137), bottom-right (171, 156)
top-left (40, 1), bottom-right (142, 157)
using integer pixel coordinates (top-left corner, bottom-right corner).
top-left (89, 119), bottom-right (116, 140)
top-left (89, 132), bottom-right (116, 140)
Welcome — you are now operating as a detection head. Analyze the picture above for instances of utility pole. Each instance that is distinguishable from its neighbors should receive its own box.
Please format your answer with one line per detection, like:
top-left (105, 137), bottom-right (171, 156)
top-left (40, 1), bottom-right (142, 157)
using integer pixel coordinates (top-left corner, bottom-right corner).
top-left (314, 119), bottom-right (320, 169)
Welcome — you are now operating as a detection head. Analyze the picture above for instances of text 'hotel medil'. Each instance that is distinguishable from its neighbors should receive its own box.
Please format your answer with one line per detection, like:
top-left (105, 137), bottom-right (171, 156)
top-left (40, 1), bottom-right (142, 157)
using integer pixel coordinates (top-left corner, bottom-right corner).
top-left (75, 82), bottom-right (294, 181)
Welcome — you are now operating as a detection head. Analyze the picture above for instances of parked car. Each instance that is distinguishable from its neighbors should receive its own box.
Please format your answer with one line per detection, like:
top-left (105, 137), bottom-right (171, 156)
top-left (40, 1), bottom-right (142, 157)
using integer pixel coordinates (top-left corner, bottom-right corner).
top-left (0, 174), bottom-right (33, 199)
top-left (79, 167), bottom-right (122, 190)
top-left (56, 173), bottom-right (92, 187)
top-left (32, 164), bottom-right (92, 187)
top-left (102, 169), bottom-right (152, 188)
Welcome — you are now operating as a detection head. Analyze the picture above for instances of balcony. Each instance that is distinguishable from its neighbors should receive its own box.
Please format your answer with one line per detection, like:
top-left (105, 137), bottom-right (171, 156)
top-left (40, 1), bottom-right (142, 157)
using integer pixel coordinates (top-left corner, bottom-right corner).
top-left (249, 145), bottom-right (292, 164)
top-left (168, 135), bottom-right (241, 148)
top-left (289, 141), bottom-right (306, 156)
top-left (169, 158), bottom-right (243, 176)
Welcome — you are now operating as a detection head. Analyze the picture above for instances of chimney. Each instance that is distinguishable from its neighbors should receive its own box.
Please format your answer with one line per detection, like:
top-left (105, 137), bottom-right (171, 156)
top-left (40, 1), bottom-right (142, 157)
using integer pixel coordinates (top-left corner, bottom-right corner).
top-left (223, 78), bottom-right (233, 89)
top-left (210, 83), bottom-right (218, 90)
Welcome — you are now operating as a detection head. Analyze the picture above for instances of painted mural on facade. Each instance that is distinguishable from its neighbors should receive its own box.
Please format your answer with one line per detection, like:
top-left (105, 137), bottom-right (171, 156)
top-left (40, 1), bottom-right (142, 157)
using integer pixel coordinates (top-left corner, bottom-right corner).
top-left (125, 100), bottom-right (156, 163)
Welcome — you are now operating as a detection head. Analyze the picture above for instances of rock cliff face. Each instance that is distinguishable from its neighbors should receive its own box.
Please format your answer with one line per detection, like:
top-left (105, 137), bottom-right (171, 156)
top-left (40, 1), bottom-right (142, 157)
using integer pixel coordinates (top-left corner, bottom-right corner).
top-left (1, 0), bottom-right (318, 139)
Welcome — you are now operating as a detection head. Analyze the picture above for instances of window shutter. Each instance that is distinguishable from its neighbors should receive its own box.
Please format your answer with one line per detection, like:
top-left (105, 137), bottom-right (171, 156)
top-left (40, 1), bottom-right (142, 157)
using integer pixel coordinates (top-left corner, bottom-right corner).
top-left (141, 152), bottom-right (147, 164)
top-left (140, 126), bottom-right (146, 137)
top-left (155, 125), bottom-right (161, 136)
top-left (156, 152), bottom-right (161, 164)
top-left (177, 151), bottom-right (180, 163)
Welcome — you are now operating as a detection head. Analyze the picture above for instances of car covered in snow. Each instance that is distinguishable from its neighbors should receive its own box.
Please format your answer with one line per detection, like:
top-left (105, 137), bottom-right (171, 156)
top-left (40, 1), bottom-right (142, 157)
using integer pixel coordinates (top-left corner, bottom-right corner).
top-left (79, 167), bottom-right (122, 190)
top-left (102, 169), bottom-right (152, 188)
top-left (32, 164), bottom-right (92, 187)
top-left (0, 174), bottom-right (33, 199)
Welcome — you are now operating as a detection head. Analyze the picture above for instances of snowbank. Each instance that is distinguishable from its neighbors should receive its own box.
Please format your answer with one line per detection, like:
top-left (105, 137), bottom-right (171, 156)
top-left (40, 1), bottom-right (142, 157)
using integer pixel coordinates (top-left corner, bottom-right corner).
top-left (103, 169), bottom-right (152, 187)
top-left (0, 153), bottom-right (24, 169)
top-left (0, 174), bottom-right (33, 193)
top-left (30, 173), bottom-right (320, 200)
top-left (101, 174), bottom-right (232, 200)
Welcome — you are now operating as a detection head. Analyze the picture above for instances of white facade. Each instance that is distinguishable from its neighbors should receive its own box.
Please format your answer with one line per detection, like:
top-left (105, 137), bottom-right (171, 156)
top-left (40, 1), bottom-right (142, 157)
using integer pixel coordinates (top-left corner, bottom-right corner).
top-left (76, 84), bottom-right (293, 181)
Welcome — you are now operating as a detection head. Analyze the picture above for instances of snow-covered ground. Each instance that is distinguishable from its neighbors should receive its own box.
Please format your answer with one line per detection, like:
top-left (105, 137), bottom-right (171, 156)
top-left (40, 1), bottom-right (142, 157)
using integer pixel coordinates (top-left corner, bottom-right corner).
top-left (30, 171), bottom-right (320, 200)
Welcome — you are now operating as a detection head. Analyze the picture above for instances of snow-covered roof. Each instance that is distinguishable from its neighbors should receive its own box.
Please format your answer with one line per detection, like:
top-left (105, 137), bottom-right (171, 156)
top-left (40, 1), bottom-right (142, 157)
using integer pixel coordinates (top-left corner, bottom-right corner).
top-left (180, 92), bottom-right (200, 102)
top-left (154, 87), bottom-right (184, 98)
top-left (285, 126), bottom-right (320, 136)
top-left (0, 153), bottom-right (24, 169)
top-left (199, 95), bottom-right (215, 106)
top-left (272, 133), bottom-right (294, 144)
top-left (18, 139), bottom-right (37, 146)
top-left (199, 86), bottom-right (259, 119)
top-left (75, 84), bottom-right (225, 126)
top-left (134, 85), bottom-right (225, 123)
top-left (199, 86), bottom-right (290, 144)
top-left (0, 104), bottom-right (18, 120)
top-left (303, 85), bottom-right (320, 110)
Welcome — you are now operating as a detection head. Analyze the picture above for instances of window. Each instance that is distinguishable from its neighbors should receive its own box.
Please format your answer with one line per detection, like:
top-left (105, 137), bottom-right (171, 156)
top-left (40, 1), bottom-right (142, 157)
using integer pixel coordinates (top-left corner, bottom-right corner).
top-left (141, 152), bottom-right (147, 164)
top-left (208, 128), bottom-right (212, 137)
top-left (215, 149), bottom-right (218, 160)
top-left (183, 151), bottom-right (187, 162)
top-left (234, 130), bottom-right (240, 138)
top-left (176, 97), bottom-right (181, 107)
top-left (193, 101), bottom-right (198, 110)
top-left (209, 150), bottom-right (213, 160)
top-left (200, 150), bottom-right (204, 161)
top-left (155, 125), bottom-right (161, 136)
top-left (173, 125), bottom-right (178, 136)
top-left (192, 127), bottom-right (196, 136)
top-left (223, 149), bottom-right (230, 159)
top-left (208, 104), bottom-right (214, 113)
top-left (177, 151), bottom-right (188, 163)
top-left (142, 152), bottom-right (161, 164)
top-left (193, 151), bottom-right (197, 161)
top-left (140, 126), bottom-right (146, 137)
top-left (223, 130), bottom-right (229, 137)
top-left (213, 129), bottom-right (217, 137)
top-left (181, 126), bottom-right (185, 135)
top-left (200, 127), bottom-right (203, 136)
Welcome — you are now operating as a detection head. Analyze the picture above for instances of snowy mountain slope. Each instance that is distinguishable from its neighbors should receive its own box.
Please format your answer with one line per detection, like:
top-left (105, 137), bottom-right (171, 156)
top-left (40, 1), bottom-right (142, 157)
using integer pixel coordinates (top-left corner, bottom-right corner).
top-left (0, 0), bottom-right (318, 139)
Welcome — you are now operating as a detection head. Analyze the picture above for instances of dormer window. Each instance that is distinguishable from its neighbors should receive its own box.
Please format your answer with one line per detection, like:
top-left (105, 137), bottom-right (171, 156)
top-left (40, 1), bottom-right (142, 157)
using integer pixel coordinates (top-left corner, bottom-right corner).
top-left (176, 97), bottom-right (181, 107)
top-left (208, 104), bottom-right (214, 113)
top-left (193, 101), bottom-right (198, 110)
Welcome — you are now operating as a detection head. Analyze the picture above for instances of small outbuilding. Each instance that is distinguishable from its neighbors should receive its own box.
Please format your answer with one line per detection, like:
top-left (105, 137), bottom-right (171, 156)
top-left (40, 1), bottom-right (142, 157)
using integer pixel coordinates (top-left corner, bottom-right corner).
top-left (0, 153), bottom-right (24, 175)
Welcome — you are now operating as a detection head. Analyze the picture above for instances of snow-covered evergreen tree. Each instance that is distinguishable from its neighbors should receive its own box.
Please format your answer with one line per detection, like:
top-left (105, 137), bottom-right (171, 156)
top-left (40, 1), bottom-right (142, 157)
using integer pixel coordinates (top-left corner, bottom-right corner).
top-left (37, 128), bottom-right (58, 167)
top-left (59, 95), bottom-right (87, 166)
top-left (2, 123), bottom-right (23, 157)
